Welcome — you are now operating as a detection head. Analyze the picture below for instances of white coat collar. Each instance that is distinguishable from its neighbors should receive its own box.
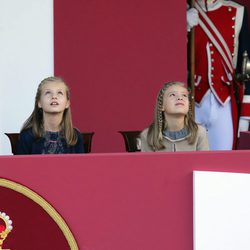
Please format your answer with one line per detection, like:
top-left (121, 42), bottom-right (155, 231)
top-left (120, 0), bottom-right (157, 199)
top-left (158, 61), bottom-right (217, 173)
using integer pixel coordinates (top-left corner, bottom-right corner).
top-left (197, 0), bottom-right (223, 12)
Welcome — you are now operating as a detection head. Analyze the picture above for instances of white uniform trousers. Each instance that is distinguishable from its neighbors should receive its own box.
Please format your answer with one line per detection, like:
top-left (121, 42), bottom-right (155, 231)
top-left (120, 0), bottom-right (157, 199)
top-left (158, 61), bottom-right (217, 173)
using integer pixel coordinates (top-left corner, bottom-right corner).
top-left (195, 91), bottom-right (233, 150)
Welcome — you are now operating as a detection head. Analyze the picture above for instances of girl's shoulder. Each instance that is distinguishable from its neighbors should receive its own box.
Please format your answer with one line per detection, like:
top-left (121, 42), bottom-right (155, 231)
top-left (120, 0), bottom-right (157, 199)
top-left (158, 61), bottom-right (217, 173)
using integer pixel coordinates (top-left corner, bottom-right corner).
top-left (197, 124), bottom-right (207, 135)
top-left (73, 128), bottom-right (84, 142)
top-left (141, 127), bottom-right (149, 135)
top-left (20, 127), bottom-right (34, 138)
top-left (73, 127), bottom-right (82, 136)
top-left (140, 128), bottom-right (149, 139)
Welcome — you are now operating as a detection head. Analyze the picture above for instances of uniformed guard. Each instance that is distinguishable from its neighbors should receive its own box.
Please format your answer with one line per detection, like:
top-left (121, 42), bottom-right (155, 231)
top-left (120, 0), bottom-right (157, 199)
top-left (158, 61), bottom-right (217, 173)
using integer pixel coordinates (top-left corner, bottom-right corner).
top-left (188, 0), bottom-right (250, 150)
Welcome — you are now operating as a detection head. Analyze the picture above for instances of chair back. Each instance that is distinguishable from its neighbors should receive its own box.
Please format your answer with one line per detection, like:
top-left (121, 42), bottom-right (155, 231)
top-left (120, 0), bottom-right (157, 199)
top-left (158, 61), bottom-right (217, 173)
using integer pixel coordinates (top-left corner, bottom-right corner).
top-left (81, 132), bottom-right (95, 153)
top-left (118, 131), bottom-right (141, 152)
top-left (5, 133), bottom-right (19, 155)
top-left (5, 132), bottom-right (94, 154)
top-left (237, 131), bottom-right (250, 150)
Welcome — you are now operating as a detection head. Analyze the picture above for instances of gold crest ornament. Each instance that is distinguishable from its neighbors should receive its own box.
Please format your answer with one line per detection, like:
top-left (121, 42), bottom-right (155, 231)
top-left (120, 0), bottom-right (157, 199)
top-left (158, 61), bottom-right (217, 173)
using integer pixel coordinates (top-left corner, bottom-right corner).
top-left (0, 212), bottom-right (13, 250)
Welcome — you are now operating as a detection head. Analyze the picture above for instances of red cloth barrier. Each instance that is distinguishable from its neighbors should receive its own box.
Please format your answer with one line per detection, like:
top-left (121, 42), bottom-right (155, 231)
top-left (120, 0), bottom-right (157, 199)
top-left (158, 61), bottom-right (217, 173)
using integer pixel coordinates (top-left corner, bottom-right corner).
top-left (0, 151), bottom-right (250, 249)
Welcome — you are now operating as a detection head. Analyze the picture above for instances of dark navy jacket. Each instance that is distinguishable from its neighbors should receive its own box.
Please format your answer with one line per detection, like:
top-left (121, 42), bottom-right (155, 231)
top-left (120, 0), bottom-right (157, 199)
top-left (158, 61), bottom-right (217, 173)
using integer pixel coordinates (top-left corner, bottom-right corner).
top-left (16, 128), bottom-right (84, 154)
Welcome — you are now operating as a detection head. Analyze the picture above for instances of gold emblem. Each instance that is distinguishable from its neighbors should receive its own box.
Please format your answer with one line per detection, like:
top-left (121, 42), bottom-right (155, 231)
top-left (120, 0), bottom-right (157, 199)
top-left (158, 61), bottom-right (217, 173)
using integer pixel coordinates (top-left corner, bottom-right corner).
top-left (0, 212), bottom-right (13, 250)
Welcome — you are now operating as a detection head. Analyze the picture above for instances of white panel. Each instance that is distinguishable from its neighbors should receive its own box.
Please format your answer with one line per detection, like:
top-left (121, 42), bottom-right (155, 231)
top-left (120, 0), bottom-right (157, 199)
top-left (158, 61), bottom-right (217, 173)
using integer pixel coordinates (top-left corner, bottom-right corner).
top-left (194, 171), bottom-right (250, 250)
top-left (0, 0), bottom-right (53, 154)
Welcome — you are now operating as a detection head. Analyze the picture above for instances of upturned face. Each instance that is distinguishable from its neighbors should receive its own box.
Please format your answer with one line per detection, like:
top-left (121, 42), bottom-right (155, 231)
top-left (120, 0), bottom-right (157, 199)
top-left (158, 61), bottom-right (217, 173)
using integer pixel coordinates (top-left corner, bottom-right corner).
top-left (162, 85), bottom-right (189, 116)
top-left (38, 81), bottom-right (70, 114)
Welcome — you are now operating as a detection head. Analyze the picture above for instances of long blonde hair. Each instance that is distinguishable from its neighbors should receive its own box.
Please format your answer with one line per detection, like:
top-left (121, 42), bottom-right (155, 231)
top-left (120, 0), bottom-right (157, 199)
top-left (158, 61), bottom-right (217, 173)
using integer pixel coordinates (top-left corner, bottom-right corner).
top-left (21, 76), bottom-right (78, 145)
top-left (146, 81), bottom-right (198, 151)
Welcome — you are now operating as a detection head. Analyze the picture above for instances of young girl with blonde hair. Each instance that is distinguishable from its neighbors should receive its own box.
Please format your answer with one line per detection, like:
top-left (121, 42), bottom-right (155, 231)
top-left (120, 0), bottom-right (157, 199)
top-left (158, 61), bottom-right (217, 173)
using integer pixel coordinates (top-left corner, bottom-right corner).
top-left (17, 76), bottom-right (84, 154)
top-left (140, 81), bottom-right (209, 152)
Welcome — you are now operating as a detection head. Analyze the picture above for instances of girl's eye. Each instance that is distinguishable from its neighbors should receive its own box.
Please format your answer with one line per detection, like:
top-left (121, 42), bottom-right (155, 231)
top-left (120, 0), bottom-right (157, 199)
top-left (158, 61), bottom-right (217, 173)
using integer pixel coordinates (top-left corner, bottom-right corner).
top-left (58, 91), bottom-right (63, 95)
top-left (169, 93), bottom-right (175, 97)
top-left (44, 91), bottom-right (51, 95)
top-left (183, 94), bottom-right (188, 98)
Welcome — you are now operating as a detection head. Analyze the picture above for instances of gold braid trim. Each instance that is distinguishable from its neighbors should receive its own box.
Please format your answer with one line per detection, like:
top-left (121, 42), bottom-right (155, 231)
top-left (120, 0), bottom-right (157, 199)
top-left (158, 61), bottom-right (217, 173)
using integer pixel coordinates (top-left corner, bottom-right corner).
top-left (0, 178), bottom-right (78, 250)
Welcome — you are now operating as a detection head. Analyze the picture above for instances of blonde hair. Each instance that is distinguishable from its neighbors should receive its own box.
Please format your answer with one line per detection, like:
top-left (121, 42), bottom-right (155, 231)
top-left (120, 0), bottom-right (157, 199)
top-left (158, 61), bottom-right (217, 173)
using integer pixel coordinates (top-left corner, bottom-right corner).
top-left (146, 81), bottom-right (198, 151)
top-left (21, 76), bottom-right (78, 146)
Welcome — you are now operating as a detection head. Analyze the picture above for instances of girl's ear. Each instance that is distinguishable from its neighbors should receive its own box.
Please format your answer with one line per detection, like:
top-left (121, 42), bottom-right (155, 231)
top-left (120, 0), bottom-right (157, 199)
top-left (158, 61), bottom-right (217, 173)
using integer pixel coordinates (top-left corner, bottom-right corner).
top-left (66, 100), bottom-right (70, 109)
top-left (38, 101), bottom-right (42, 108)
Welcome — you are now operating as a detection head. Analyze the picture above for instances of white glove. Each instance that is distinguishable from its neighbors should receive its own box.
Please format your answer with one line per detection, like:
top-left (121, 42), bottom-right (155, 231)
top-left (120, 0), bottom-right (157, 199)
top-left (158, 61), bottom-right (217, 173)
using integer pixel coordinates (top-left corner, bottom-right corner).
top-left (238, 95), bottom-right (250, 137)
top-left (187, 8), bottom-right (199, 32)
top-left (238, 118), bottom-right (250, 137)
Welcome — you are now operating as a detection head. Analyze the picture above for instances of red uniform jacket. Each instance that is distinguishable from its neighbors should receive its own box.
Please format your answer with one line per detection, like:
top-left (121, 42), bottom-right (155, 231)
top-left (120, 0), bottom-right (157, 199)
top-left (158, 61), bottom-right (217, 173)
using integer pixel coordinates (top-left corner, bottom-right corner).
top-left (194, 0), bottom-right (244, 106)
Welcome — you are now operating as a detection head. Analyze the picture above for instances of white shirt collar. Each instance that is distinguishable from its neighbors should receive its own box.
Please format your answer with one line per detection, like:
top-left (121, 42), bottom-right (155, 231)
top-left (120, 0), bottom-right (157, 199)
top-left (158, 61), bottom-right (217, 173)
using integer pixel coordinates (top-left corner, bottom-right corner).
top-left (197, 0), bottom-right (223, 11)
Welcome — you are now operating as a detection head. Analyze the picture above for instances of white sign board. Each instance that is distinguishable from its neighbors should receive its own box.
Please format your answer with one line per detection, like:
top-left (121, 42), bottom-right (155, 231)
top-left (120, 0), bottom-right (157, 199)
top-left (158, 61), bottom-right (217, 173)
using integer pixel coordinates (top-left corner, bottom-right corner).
top-left (193, 171), bottom-right (250, 250)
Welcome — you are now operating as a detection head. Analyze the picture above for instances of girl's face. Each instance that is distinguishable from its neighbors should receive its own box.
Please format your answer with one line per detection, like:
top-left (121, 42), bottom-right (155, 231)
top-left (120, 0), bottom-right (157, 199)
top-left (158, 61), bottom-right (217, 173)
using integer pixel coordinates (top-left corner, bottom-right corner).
top-left (162, 85), bottom-right (189, 116)
top-left (38, 81), bottom-right (70, 114)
